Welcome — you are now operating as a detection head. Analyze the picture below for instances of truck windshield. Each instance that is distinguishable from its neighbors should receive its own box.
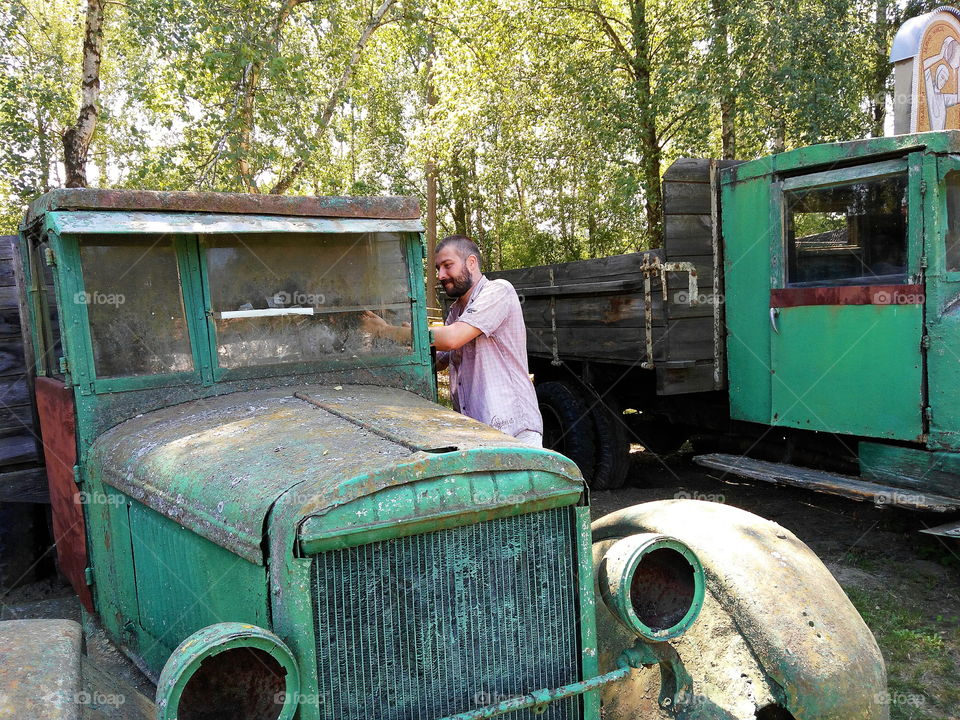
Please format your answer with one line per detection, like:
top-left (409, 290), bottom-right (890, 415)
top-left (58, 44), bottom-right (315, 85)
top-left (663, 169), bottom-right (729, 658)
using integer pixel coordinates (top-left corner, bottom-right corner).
top-left (785, 173), bottom-right (908, 287)
top-left (204, 232), bottom-right (412, 369)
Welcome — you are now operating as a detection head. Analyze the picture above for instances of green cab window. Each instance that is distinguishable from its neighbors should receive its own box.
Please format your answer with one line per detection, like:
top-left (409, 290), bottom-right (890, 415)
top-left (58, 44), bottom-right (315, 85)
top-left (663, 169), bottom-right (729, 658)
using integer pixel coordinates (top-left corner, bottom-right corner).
top-left (204, 232), bottom-right (412, 369)
top-left (79, 236), bottom-right (194, 378)
top-left (785, 174), bottom-right (908, 287)
top-left (945, 171), bottom-right (960, 272)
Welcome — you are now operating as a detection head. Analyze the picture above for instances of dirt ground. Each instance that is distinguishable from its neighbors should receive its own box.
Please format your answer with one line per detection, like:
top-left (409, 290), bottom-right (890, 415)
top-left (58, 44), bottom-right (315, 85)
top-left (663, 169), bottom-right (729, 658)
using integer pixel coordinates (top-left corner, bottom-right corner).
top-left (2, 447), bottom-right (958, 719)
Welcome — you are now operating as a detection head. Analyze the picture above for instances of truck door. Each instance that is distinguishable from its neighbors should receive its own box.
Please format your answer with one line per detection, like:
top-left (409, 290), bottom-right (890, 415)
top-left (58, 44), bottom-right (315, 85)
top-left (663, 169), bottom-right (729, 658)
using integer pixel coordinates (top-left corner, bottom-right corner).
top-left (768, 158), bottom-right (925, 441)
top-left (925, 156), bottom-right (960, 450)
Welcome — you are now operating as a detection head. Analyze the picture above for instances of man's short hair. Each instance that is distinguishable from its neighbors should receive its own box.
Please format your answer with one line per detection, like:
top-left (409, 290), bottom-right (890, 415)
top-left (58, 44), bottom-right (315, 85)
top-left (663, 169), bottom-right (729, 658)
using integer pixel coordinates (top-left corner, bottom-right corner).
top-left (437, 234), bottom-right (482, 271)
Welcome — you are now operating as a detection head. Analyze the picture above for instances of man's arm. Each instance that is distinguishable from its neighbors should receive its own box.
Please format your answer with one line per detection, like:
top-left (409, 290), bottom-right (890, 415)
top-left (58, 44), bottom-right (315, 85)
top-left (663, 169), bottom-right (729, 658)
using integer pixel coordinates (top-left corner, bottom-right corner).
top-left (431, 321), bottom-right (482, 351)
top-left (361, 310), bottom-right (480, 351)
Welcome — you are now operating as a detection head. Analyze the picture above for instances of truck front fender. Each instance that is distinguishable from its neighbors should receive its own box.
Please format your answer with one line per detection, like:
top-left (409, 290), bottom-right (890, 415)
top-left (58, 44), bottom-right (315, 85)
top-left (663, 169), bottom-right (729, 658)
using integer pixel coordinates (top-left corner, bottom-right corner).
top-left (592, 499), bottom-right (887, 720)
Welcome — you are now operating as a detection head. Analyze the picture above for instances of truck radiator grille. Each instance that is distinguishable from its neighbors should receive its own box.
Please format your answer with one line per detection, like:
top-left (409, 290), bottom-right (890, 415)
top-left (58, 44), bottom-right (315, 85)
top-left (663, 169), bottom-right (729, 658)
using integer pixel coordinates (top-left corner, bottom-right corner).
top-left (310, 507), bottom-right (582, 720)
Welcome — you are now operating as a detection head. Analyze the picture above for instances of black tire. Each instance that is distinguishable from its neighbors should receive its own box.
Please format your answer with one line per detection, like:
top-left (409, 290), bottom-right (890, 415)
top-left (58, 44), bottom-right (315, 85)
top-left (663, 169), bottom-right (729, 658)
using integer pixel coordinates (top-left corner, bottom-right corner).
top-left (536, 381), bottom-right (596, 480)
top-left (590, 400), bottom-right (631, 490)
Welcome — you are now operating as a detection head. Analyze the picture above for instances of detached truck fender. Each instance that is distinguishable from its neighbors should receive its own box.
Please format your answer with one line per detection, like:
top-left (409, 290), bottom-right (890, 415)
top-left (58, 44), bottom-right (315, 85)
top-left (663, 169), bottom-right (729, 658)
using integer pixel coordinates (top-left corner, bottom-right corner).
top-left (592, 499), bottom-right (887, 720)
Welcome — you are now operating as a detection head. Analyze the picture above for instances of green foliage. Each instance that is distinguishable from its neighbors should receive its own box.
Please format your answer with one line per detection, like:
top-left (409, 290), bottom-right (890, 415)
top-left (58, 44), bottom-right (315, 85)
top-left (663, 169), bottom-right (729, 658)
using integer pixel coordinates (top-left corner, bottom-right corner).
top-left (0, 0), bottom-right (916, 262)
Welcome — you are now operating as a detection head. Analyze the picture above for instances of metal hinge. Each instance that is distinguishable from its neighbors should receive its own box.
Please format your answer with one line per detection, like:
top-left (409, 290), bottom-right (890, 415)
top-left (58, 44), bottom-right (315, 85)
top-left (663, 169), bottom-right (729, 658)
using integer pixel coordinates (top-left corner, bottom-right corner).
top-left (43, 247), bottom-right (56, 266)
top-left (84, 567), bottom-right (94, 586)
top-left (58, 357), bottom-right (69, 374)
top-left (72, 465), bottom-right (83, 486)
top-left (924, 406), bottom-right (933, 422)
top-left (921, 335), bottom-right (931, 350)
top-left (920, 254), bottom-right (928, 269)
top-left (920, 179), bottom-right (928, 196)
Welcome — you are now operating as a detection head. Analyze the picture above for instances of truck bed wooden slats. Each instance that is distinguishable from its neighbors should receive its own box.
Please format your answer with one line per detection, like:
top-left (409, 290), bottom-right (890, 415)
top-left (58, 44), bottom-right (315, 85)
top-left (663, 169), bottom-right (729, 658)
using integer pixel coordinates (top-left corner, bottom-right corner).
top-left (0, 236), bottom-right (47, 502)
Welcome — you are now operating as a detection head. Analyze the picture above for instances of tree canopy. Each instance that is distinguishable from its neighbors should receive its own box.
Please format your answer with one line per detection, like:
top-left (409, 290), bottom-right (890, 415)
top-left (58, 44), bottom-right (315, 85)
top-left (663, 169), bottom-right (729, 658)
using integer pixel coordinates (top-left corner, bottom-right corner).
top-left (0, 0), bottom-right (939, 264)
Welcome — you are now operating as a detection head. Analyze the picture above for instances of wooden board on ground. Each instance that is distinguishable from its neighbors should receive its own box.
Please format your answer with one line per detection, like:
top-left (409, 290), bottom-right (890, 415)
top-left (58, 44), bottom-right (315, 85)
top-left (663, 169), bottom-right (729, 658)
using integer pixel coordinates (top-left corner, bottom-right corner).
top-left (694, 453), bottom-right (960, 512)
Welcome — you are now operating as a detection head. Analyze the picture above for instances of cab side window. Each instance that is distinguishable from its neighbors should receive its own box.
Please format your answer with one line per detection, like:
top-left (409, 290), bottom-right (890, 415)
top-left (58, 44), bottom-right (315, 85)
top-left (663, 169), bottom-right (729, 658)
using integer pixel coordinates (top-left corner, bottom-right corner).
top-left (785, 173), bottom-right (908, 287)
top-left (945, 171), bottom-right (960, 272)
top-left (80, 235), bottom-right (194, 378)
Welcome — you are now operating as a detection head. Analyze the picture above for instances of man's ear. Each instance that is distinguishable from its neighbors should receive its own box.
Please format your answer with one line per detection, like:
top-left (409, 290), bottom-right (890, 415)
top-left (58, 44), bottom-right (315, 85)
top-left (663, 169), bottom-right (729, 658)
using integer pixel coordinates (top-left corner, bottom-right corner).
top-left (468, 254), bottom-right (480, 274)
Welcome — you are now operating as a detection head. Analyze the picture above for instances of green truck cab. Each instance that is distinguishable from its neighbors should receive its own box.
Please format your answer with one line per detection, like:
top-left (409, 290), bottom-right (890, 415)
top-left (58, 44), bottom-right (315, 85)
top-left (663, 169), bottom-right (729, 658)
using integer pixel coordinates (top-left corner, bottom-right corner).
top-left (9, 189), bottom-right (884, 720)
top-left (722, 131), bottom-right (960, 505)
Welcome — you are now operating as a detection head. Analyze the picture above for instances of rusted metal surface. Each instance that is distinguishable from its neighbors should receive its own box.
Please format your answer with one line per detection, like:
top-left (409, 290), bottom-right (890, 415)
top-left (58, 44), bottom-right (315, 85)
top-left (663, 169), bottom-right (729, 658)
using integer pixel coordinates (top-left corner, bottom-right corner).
top-left (639, 253), bottom-right (699, 369)
top-left (89, 384), bottom-right (581, 564)
top-left (25, 188), bottom-right (421, 223)
top-left (434, 665), bottom-right (633, 720)
top-left (48, 211), bottom-right (424, 236)
top-left (770, 284), bottom-right (924, 307)
top-left (34, 377), bottom-right (93, 613)
top-left (155, 622), bottom-right (299, 720)
top-left (0, 619), bottom-right (83, 720)
top-left (592, 500), bottom-right (888, 720)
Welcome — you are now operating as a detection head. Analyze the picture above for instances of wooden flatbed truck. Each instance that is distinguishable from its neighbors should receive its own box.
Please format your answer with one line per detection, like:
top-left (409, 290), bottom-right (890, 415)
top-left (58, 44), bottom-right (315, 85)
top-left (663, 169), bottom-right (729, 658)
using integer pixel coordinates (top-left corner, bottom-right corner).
top-left (493, 135), bottom-right (960, 537)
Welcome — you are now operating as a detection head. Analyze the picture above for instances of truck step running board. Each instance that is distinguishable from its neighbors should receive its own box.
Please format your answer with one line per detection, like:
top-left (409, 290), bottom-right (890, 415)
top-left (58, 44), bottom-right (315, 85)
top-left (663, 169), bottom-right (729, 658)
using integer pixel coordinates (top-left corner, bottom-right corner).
top-left (693, 453), bottom-right (960, 513)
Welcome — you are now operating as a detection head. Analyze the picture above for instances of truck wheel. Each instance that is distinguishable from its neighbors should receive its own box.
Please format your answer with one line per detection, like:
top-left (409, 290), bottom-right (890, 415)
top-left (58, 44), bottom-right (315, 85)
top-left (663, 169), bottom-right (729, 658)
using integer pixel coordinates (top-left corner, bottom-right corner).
top-left (536, 381), bottom-right (596, 481)
top-left (590, 401), bottom-right (630, 490)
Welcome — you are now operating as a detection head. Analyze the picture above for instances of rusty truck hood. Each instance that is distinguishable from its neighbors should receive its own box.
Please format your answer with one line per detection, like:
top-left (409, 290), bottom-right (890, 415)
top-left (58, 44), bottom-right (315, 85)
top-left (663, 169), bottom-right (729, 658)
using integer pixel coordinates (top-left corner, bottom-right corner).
top-left (88, 385), bottom-right (581, 564)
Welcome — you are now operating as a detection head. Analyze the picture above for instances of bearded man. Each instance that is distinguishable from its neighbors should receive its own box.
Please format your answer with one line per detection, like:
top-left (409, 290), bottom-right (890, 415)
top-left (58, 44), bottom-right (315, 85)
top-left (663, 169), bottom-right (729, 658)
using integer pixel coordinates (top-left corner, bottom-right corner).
top-left (363, 234), bottom-right (543, 446)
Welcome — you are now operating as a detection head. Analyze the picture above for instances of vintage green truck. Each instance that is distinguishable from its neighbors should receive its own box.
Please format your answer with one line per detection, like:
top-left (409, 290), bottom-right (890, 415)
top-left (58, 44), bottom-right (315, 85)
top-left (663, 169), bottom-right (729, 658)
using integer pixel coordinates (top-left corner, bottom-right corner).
top-left (1, 189), bottom-right (884, 720)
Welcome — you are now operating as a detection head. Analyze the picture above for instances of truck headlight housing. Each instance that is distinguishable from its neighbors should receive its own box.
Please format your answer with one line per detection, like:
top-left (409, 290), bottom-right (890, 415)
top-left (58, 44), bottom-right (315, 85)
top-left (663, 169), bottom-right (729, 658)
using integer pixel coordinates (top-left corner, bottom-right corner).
top-left (156, 622), bottom-right (300, 720)
top-left (598, 533), bottom-right (705, 641)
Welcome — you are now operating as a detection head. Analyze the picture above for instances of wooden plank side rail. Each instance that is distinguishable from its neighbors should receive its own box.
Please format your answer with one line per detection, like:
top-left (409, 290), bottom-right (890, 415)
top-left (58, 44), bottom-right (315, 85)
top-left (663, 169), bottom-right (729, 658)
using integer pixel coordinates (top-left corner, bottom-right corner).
top-left (0, 235), bottom-right (48, 503)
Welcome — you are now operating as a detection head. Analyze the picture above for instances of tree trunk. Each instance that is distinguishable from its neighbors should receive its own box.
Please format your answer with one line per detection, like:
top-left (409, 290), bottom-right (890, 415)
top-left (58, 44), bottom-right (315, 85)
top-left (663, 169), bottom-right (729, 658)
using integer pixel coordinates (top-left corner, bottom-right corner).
top-left (270, 0), bottom-right (397, 194)
top-left (236, 61), bottom-right (260, 192)
top-left (869, 0), bottom-right (890, 137)
top-left (711, 0), bottom-right (736, 158)
top-left (424, 34), bottom-right (438, 311)
top-left (630, 0), bottom-right (662, 248)
top-left (37, 113), bottom-right (51, 193)
top-left (62, 0), bottom-right (104, 189)
top-left (451, 155), bottom-right (469, 236)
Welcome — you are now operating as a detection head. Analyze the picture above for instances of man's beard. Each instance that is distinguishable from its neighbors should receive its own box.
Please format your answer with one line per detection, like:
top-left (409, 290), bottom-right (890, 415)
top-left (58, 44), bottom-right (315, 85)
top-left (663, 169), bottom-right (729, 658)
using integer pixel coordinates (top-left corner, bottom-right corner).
top-left (442, 268), bottom-right (474, 298)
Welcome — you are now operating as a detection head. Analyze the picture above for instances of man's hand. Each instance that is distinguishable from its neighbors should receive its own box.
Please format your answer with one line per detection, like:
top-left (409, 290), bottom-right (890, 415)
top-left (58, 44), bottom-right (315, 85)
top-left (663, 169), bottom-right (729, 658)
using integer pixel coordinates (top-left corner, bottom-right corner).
top-left (360, 310), bottom-right (388, 333)
top-left (361, 310), bottom-right (411, 344)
